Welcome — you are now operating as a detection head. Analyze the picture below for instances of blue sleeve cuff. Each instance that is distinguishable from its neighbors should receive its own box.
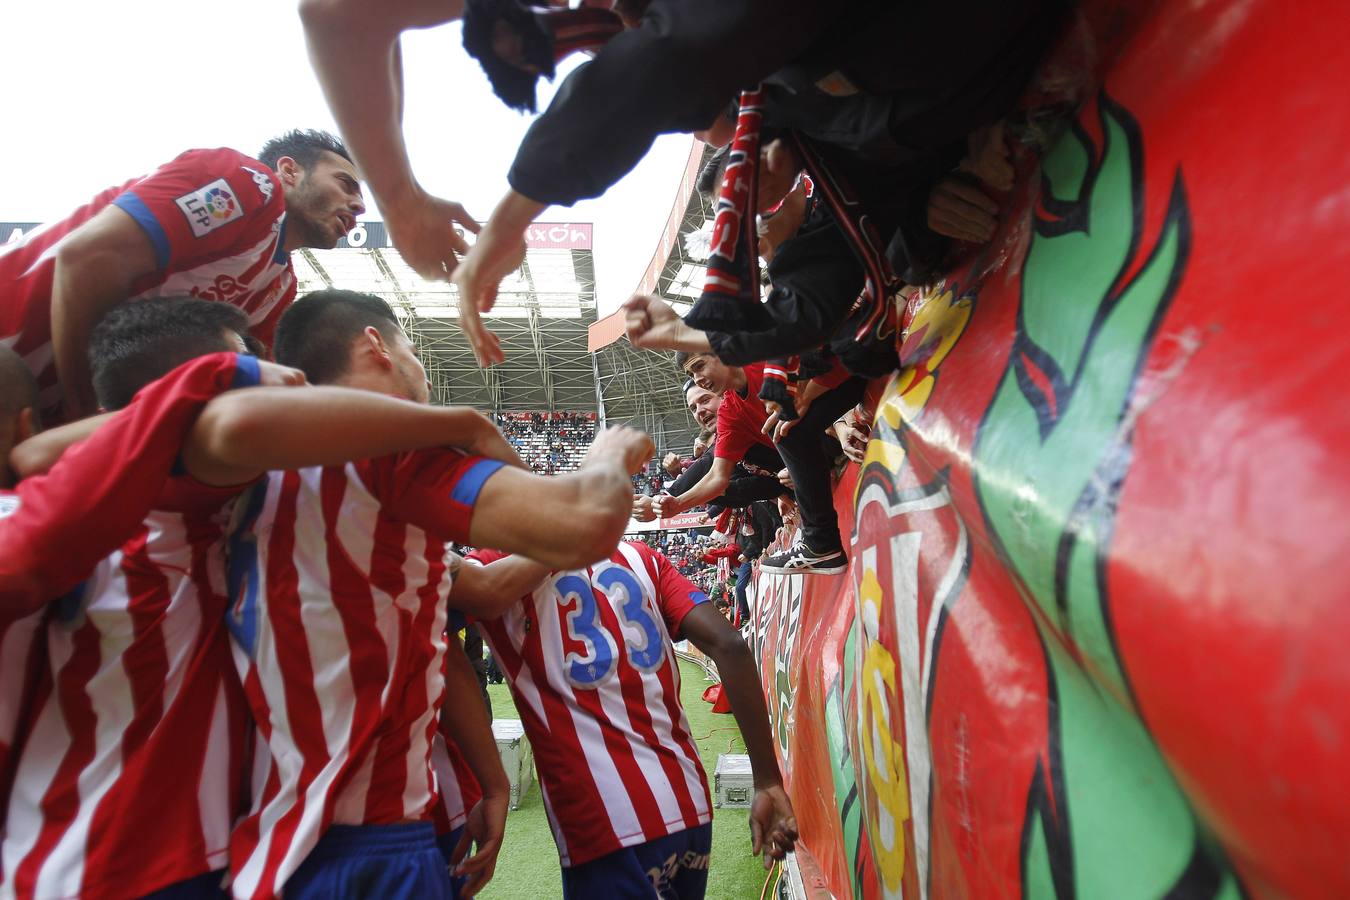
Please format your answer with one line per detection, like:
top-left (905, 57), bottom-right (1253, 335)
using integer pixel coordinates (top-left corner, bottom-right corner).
top-left (230, 353), bottom-right (261, 389)
top-left (450, 458), bottom-right (506, 507)
top-left (689, 590), bottom-right (709, 606)
top-left (111, 191), bottom-right (171, 270)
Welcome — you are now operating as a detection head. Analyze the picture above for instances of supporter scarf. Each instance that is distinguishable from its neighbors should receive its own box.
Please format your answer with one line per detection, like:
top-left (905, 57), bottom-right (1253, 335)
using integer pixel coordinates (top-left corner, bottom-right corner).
top-left (683, 88), bottom-right (774, 334)
top-left (758, 358), bottom-right (798, 421)
top-left (758, 136), bottom-right (904, 420)
top-left (789, 133), bottom-right (902, 348)
top-left (463, 0), bottom-right (625, 113)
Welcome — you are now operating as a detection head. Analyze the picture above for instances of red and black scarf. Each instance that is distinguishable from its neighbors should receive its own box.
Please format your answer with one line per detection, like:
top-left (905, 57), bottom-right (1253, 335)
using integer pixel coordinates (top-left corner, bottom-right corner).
top-left (685, 93), bottom-right (901, 421)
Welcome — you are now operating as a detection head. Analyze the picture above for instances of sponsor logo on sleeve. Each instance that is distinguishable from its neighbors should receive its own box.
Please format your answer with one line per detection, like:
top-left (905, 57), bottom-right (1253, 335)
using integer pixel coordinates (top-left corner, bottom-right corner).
top-left (242, 166), bottom-right (275, 203)
top-left (0, 494), bottom-right (20, 518)
top-left (175, 179), bottom-right (243, 237)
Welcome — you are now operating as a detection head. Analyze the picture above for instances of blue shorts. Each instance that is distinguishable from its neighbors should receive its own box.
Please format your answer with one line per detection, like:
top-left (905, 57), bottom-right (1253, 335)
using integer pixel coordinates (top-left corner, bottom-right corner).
top-left (562, 824), bottom-right (713, 900)
top-left (285, 822), bottom-right (454, 900)
top-left (435, 824), bottom-right (470, 899)
top-left (140, 870), bottom-right (227, 899)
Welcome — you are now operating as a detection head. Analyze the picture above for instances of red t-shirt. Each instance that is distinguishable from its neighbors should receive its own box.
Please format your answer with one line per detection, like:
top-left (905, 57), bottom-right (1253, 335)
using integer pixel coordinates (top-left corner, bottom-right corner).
top-left (714, 363), bottom-right (774, 462)
top-left (712, 358), bottom-right (853, 462)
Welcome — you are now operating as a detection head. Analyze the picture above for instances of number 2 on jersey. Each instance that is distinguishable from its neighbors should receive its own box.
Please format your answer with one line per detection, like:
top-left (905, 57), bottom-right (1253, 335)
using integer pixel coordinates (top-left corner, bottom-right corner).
top-left (556, 563), bottom-right (666, 689)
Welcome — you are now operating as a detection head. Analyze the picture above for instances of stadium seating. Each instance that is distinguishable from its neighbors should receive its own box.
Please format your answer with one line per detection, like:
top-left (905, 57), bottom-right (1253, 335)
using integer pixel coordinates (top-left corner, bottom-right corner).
top-left (494, 411), bottom-right (598, 475)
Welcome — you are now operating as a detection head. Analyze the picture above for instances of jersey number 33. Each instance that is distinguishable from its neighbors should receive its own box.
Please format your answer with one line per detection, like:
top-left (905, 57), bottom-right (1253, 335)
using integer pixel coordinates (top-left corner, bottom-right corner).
top-left (555, 562), bottom-right (666, 689)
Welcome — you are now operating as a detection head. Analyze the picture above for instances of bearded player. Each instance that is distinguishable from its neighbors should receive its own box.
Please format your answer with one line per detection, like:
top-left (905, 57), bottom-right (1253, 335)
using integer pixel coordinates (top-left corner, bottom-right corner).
top-left (0, 129), bottom-right (365, 421)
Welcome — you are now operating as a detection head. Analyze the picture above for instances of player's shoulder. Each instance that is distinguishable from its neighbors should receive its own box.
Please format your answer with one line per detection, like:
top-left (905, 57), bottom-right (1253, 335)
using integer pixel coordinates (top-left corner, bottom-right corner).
top-left (156, 147), bottom-right (282, 207)
top-left (618, 540), bottom-right (665, 576)
top-left (165, 146), bottom-right (264, 172)
top-left (621, 539), bottom-right (655, 561)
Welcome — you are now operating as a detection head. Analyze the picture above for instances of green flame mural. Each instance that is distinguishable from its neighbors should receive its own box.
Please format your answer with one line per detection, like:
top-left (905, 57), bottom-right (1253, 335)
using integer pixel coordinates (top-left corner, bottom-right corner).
top-left (972, 93), bottom-right (1243, 898)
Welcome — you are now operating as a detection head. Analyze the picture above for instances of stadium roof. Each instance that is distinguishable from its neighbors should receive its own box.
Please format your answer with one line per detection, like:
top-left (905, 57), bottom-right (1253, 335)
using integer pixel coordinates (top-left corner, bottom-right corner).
top-left (294, 220), bottom-right (599, 413)
top-left (589, 140), bottom-right (719, 456)
top-left (4, 142), bottom-right (716, 455)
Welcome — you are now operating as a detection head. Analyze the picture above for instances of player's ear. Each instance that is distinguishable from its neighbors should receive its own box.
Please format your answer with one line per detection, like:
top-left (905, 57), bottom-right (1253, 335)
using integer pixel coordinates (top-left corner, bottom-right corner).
top-left (275, 156), bottom-right (302, 188)
top-left (361, 326), bottom-right (393, 368)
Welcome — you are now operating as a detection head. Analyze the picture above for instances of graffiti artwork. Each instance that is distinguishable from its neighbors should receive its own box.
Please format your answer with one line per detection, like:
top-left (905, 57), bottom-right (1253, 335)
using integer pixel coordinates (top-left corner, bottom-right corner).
top-left (751, 1), bottom-right (1350, 897)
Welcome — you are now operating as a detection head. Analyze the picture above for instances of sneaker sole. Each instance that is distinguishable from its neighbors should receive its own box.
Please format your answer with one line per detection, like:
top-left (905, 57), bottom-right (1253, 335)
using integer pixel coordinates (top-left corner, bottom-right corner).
top-left (758, 561), bottom-right (848, 576)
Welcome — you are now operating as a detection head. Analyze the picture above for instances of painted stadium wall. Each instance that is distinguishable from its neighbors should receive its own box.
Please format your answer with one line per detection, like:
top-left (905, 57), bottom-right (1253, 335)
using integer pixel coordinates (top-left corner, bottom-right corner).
top-left (749, 1), bottom-right (1350, 897)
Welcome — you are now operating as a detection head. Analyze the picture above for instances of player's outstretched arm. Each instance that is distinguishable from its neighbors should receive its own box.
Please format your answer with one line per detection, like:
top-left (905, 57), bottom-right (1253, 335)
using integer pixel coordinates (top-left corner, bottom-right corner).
top-left (448, 555), bottom-right (551, 619)
top-left (182, 382), bottom-right (519, 487)
top-left (467, 425), bottom-right (654, 569)
top-left (440, 631), bottom-right (508, 897)
top-left (50, 207), bottom-right (161, 419)
top-left (681, 603), bottom-right (799, 869)
top-left (300, 0), bottom-right (479, 281)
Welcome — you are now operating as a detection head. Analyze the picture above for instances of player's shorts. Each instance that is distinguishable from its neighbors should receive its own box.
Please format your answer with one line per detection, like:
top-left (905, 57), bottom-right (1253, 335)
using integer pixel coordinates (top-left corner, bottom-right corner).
top-left (561, 824), bottom-right (713, 900)
top-left (434, 824), bottom-right (470, 899)
top-left (140, 869), bottom-right (227, 898)
top-left (285, 822), bottom-right (454, 900)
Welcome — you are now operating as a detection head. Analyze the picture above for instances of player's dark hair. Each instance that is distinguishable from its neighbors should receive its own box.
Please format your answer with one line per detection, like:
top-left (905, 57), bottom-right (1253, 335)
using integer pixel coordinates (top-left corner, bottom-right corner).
top-left (257, 129), bottom-right (352, 172)
top-left (274, 289), bottom-right (402, 384)
top-left (0, 345), bottom-right (40, 430)
top-left (89, 298), bottom-right (248, 410)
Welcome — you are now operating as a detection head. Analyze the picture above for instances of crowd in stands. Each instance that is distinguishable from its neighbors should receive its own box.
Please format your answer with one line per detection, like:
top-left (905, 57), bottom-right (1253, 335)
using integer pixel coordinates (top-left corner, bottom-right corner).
top-left (494, 410), bottom-right (597, 475)
top-left (631, 461), bottom-right (666, 496)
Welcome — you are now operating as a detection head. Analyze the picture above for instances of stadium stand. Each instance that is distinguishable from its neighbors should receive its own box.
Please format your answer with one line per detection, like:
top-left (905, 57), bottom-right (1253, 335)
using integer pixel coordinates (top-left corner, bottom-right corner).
top-left (494, 411), bottom-right (597, 475)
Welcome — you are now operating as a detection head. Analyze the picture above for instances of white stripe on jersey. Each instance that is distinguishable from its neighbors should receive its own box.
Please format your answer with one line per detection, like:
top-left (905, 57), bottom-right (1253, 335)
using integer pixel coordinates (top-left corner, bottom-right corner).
top-left (10, 560), bottom-right (142, 900)
top-left (1, 619), bottom-right (79, 899)
top-left (506, 597), bottom-right (645, 862)
top-left (231, 471), bottom-right (353, 897)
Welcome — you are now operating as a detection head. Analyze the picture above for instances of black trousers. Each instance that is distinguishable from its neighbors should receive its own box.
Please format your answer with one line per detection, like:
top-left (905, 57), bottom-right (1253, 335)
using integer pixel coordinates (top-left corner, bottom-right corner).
top-left (775, 375), bottom-right (869, 553)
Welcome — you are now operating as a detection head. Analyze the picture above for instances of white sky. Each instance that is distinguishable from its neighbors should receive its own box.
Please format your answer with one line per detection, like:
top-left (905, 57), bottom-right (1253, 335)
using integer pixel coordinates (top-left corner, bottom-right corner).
top-left (0, 1), bottom-right (693, 317)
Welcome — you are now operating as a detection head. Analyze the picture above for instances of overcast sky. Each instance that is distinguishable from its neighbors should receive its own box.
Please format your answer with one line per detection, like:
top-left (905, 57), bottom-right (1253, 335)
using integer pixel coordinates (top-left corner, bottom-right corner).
top-left (0, 1), bottom-right (692, 316)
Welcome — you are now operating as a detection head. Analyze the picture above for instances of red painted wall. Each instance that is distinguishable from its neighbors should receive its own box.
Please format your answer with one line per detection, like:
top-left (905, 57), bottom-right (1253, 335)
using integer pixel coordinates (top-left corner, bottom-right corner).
top-left (752, 2), bottom-right (1350, 896)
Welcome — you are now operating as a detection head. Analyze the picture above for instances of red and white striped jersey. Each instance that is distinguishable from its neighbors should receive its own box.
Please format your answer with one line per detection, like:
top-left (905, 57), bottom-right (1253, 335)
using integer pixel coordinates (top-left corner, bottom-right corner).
top-left (1, 352), bottom-right (259, 895)
top-left (0, 147), bottom-right (293, 421)
top-left (429, 733), bottom-right (481, 836)
top-left (1, 478), bottom-right (250, 900)
top-left (224, 452), bottom-right (503, 900)
top-left (469, 541), bottom-right (712, 867)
